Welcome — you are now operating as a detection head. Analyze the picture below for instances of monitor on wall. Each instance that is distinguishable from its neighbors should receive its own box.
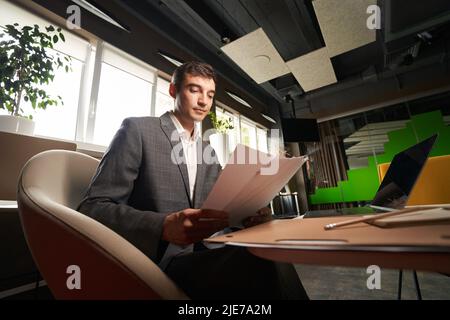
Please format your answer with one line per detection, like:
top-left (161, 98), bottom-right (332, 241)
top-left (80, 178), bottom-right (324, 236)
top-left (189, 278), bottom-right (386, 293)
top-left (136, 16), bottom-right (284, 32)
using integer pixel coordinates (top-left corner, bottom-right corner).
top-left (281, 118), bottom-right (320, 142)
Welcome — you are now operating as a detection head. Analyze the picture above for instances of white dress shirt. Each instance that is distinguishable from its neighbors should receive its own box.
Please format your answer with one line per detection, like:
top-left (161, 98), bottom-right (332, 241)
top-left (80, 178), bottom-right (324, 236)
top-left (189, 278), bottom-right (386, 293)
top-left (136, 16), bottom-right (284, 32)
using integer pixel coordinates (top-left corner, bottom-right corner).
top-left (169, 111), bottom-right (200, 202)
top-left (159, 112), bottom-right (200, 269)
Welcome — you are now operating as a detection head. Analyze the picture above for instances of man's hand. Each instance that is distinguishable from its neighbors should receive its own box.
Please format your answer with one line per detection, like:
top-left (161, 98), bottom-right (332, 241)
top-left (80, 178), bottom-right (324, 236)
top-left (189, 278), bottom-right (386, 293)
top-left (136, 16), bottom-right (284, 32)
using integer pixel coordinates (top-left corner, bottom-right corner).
top-left (162, 208), bottom-right (229, 245)
top-left (242, 207), bottom-right (272, 228)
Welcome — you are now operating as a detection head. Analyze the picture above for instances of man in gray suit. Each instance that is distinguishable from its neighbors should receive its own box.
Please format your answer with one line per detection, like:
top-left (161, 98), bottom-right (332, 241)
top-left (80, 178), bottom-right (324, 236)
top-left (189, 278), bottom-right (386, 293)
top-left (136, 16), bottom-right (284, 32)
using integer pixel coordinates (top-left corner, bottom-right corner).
top-left (79, 61), bottom-right (308, 299)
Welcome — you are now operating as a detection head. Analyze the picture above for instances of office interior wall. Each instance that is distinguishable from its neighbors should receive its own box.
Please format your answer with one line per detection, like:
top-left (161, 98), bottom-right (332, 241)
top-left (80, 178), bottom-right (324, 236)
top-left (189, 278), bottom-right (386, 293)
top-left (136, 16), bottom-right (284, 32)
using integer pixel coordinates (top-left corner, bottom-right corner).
top-left (305, 92), bottom-right (450, 207)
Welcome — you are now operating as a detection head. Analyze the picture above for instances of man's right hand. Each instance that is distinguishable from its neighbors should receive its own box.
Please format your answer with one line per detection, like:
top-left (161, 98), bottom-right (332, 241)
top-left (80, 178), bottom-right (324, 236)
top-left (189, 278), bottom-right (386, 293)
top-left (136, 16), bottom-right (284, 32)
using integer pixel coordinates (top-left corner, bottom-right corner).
top-left (162, 208), bottom-right (229, 245)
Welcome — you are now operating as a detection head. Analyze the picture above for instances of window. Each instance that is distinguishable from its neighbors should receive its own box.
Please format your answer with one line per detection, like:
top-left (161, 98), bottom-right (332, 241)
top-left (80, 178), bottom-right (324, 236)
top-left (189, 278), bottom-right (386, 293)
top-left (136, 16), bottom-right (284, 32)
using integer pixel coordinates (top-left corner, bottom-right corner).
top-left (0, 0), bottom-right (271, 153)
top-left (215, 104), bottom-right (268, 154)
top-left (0, 53), bottom-right (84, 141)
top-left (223, 109), bottom-right (240, 149)
top-left (257, 127), bottom-right (268, 153)
top-left (32, 58), bottom-right (84, 140)
top-left (0, 0), bottom-right (90, 140)
top-left (240, 118), bottom-right (257, 149)
top-left (215, 107), bottom-right (238, 155)
top-left (91, 44), bottom-right (155, 145)
top-left (155, 77), bottom-right (173, 117)
top-left (1, 0), bottom-right (161, 147)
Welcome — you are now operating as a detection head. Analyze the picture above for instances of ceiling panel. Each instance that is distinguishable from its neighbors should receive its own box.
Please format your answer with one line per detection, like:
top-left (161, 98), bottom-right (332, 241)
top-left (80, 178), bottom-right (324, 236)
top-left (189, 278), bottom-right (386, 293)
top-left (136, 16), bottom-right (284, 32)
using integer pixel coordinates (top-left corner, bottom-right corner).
top-left (312, 0), bottom-right (377, 57)
top-left (221, 28), bottom-right (290, 84)
top-left (286, 47), bottom-right (337, 92)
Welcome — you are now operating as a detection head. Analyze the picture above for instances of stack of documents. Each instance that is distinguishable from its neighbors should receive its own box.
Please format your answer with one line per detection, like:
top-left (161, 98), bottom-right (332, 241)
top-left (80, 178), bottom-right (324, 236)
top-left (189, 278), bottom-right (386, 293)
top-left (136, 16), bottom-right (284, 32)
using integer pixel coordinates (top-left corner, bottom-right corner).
top-left (202, 144), bottom-right (308, 226)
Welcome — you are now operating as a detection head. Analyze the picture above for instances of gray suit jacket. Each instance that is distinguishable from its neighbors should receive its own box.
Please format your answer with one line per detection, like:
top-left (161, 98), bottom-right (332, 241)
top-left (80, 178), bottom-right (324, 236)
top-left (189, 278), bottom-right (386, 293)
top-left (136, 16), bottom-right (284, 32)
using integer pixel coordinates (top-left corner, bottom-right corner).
top-left (78, 112), bottom-right (221, 263)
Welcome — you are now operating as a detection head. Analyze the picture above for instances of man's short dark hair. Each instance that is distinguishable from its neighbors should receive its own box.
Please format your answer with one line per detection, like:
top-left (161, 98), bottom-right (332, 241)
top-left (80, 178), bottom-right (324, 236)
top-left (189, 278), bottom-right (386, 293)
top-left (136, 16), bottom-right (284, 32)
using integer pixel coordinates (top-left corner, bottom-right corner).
top-left (172, 61), bottom-right (217, 91)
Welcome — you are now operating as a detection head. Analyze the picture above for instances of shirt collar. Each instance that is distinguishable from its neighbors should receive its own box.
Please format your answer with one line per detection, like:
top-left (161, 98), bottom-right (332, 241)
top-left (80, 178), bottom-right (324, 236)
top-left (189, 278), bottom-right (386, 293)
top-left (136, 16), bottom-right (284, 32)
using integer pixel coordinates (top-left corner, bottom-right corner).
top-left (169, 111), bottom-right (201, 142)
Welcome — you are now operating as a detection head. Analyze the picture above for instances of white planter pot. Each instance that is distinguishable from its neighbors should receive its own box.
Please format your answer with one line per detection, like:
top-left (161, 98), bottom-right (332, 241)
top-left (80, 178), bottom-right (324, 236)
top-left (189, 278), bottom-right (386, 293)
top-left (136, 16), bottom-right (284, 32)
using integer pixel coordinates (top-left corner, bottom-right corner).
top-left (0, 115), bottom-right (35, 135)
top-left (209, 132), bottom-right (231, 168)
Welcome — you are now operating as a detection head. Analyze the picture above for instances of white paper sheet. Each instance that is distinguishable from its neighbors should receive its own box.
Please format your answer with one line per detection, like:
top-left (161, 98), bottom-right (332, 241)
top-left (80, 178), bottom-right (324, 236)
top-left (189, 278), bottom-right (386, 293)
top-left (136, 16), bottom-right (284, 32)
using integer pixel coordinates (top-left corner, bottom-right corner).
top-left (202, 144), bottom-right (308, 226)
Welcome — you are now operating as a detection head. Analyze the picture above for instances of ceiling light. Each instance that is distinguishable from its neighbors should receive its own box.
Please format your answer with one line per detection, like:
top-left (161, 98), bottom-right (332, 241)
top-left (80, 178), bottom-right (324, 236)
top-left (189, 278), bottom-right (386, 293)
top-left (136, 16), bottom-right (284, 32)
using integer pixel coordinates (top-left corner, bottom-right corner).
top-left (226, 91), bottom-right (252, 108)
top-left (157, 51), bottom-right (184, 67)
top-left (71, 0), bottom-right (129, 32)
top-left (262, 114), bottom-right (276, 124)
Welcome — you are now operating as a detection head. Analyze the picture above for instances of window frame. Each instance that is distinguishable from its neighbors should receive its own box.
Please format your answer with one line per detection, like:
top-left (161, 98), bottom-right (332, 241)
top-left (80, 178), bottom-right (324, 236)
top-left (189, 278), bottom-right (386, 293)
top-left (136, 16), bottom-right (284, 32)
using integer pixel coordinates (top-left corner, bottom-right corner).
top-left (215, 101), bottom-right (269, 152)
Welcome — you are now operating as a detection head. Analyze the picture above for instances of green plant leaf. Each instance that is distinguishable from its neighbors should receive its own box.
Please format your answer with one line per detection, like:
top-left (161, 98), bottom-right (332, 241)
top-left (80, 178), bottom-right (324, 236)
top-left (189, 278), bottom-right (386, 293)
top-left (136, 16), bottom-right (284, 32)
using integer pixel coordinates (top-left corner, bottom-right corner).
top-left (59, 33), bottom-right (65, 42)
top-left (0, 23), bottom-right (69, 115)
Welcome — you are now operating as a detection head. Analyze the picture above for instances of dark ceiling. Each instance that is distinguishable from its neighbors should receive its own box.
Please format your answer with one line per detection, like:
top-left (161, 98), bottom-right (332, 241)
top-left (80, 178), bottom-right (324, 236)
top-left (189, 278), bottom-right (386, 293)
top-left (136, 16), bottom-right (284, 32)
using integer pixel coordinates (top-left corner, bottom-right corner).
top-left (32, 0), bottom-right (450, 124)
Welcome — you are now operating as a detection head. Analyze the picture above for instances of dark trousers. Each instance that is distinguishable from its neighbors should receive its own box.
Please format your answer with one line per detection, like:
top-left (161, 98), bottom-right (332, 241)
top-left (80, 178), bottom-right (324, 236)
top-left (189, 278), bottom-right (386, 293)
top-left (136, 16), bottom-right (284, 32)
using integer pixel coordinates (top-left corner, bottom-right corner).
top-left (165, 246), bottom-right (309, 300)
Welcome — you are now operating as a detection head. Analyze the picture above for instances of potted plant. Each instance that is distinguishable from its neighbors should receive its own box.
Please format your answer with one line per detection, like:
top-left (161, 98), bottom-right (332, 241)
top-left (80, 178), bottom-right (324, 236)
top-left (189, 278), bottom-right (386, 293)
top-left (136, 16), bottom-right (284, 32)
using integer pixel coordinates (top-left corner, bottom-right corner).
top-left (208, 111), bottom-right (234, 167)
top-left (0, 23), bottom-right (71, 135)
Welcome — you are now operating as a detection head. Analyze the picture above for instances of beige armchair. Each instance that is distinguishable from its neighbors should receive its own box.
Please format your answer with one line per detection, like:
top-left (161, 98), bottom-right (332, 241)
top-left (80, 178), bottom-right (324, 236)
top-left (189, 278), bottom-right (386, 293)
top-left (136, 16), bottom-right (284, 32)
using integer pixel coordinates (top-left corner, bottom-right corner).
top-left (17, 150), bottom-right (188, 299)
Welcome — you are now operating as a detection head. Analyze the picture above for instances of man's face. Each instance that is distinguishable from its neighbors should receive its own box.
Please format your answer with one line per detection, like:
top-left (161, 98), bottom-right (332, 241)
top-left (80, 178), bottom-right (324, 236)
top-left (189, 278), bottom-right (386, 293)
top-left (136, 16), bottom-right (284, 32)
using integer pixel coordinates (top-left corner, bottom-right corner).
top-left (170, 73), bottom-right (216, 123)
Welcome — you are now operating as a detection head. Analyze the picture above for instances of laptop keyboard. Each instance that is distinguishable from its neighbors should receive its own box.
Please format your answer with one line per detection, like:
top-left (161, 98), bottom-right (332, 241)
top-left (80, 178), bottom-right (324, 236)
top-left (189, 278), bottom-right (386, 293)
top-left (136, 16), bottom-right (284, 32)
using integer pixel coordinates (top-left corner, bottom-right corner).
top-left (303, 206), bottom-right (377, 218)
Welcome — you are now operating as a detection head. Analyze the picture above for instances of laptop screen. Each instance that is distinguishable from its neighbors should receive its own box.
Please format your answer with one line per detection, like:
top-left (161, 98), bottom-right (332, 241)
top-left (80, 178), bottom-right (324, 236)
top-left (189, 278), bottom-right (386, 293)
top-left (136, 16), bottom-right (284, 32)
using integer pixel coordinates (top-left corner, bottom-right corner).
top-left (371, 134), bottom-right (438, 209)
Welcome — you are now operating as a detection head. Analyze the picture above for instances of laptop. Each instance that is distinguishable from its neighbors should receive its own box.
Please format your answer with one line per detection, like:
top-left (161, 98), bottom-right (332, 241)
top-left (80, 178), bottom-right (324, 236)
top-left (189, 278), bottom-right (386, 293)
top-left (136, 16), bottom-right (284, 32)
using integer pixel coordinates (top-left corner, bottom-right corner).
top-left (303, 133), bottom-right (438, 218)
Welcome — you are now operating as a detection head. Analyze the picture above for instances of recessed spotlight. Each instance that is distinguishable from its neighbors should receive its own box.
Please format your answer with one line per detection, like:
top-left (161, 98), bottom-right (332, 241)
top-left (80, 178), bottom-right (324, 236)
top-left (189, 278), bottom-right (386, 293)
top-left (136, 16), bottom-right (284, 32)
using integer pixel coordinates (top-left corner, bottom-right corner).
top-left (71, 0), bottom-right (129, 32)
top-left (157, 51), bottom-right (184, 67)
top-left (225, 91), bottom-right (252, 109)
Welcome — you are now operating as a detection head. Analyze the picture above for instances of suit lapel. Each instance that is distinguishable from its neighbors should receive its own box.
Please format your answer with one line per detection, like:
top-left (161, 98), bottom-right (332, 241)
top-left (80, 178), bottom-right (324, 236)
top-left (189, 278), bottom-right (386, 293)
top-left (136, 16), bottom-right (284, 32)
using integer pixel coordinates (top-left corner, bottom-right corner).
top-left (160, 112), bottom-right (192, 207)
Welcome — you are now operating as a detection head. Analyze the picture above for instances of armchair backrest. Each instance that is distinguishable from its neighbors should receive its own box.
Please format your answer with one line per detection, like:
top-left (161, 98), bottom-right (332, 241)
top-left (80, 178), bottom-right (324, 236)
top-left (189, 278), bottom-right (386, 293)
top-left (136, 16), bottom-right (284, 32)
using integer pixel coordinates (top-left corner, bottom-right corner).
top-left (17, 150), bottom-right (188, 299)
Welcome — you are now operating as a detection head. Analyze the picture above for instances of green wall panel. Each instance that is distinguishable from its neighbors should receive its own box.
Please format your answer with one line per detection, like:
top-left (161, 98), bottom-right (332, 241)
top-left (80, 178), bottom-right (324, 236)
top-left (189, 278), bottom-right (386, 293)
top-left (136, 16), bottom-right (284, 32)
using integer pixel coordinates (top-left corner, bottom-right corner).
top-left (309, 111), bottom-right (450, 205)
